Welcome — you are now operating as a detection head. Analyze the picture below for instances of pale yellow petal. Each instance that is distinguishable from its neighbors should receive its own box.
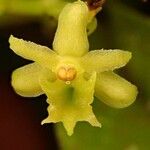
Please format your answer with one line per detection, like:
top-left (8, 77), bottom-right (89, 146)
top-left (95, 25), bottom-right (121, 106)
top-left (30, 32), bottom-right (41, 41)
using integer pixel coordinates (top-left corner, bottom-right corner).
top-left (94, 71), bottom-right (138, 108)
top-left (9, 35), bottom-right (58, 69)
top-left (80, 49), bottom-right (132, 72)
top-left (11, 63), bottom-right (43, 97)
top-left (53, 1), bottom-right (89, 56)
top-left (40, 71), bottom-right (100, 136)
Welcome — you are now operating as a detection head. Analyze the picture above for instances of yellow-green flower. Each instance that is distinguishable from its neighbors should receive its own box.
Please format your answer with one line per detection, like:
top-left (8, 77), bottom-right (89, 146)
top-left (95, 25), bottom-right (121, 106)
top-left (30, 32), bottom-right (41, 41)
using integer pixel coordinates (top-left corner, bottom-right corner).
top-left (9, 1), bottom-right (138, 136)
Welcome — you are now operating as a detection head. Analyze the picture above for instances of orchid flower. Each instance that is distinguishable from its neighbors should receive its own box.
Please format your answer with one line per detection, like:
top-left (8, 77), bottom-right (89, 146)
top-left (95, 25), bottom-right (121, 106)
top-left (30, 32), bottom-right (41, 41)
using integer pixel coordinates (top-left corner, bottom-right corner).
top-left (9, 1), bottom-right (138, 136)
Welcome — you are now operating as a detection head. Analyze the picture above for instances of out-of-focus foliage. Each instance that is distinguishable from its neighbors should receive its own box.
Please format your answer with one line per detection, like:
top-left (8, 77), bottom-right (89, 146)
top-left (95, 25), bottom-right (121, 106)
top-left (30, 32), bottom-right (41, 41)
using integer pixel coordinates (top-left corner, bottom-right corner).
top-left (0, 0), bottom-right (97, 35)
top-left (0, 0), bottom-right (66, 17)
top-left (0, 0), bottom-right (66, 27)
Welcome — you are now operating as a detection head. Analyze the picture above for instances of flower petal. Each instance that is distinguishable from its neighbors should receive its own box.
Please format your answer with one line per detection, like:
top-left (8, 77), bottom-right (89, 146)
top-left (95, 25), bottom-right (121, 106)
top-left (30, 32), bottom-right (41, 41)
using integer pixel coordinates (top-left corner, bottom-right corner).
top-left (53, 1), bottom-right (89, 56)
top-left (9, 35), bottom-right (58, 70)
top-left (80, 49), bottom-right (132, 72)
top-left (11, 63), bottom-right (43, 97)
top-left (94, 71), bottom-right (138, 108)
top-left (39, 70), bottom-right (100, 136)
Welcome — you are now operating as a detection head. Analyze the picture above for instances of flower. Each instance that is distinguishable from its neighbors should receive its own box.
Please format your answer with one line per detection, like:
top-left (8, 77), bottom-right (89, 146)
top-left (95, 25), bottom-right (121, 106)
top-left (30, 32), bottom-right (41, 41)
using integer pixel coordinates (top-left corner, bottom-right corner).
top-left (9, 1), bottom-right (138, 136)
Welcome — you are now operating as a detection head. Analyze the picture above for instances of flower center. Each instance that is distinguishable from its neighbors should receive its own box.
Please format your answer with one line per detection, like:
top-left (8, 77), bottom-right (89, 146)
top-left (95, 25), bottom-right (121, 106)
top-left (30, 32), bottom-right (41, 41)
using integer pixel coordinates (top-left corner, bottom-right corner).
top-left (57, 66), bottom-right (77, 82)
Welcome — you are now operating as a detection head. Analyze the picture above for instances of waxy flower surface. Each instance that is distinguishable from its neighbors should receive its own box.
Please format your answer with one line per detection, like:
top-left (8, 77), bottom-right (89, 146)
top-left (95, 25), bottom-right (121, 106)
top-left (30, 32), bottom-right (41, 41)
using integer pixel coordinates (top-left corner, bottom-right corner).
top-left (9, 1), bottom-right (138, 136)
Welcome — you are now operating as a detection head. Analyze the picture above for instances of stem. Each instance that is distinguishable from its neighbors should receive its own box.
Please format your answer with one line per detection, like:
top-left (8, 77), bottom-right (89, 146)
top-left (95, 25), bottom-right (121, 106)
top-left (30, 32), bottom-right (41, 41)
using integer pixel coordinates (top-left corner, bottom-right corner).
top-left (85, 0), bottom-right (106, 10)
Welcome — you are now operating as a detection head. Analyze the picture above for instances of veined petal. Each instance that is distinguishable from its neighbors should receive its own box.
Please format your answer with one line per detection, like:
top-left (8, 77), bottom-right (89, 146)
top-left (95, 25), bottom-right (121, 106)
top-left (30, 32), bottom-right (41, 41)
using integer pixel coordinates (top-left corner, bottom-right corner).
top-left (39, 71), bottom-right (100, 136)
top-left (53, 1), bottom-right (89, 56)
top-left (9, 35), bottom-right (58, 70)
top-left (80, 50), bottom-right (132, 72)
top-left (11, 63), bottom-right (43, 97)
top-left (94, 71), bottom-right (138, 108)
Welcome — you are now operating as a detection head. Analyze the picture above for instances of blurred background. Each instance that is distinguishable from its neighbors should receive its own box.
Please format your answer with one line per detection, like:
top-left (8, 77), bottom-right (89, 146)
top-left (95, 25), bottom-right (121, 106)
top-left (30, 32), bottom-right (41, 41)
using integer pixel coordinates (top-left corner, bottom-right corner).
top-left (0, 0), bottom-right (150, 150)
